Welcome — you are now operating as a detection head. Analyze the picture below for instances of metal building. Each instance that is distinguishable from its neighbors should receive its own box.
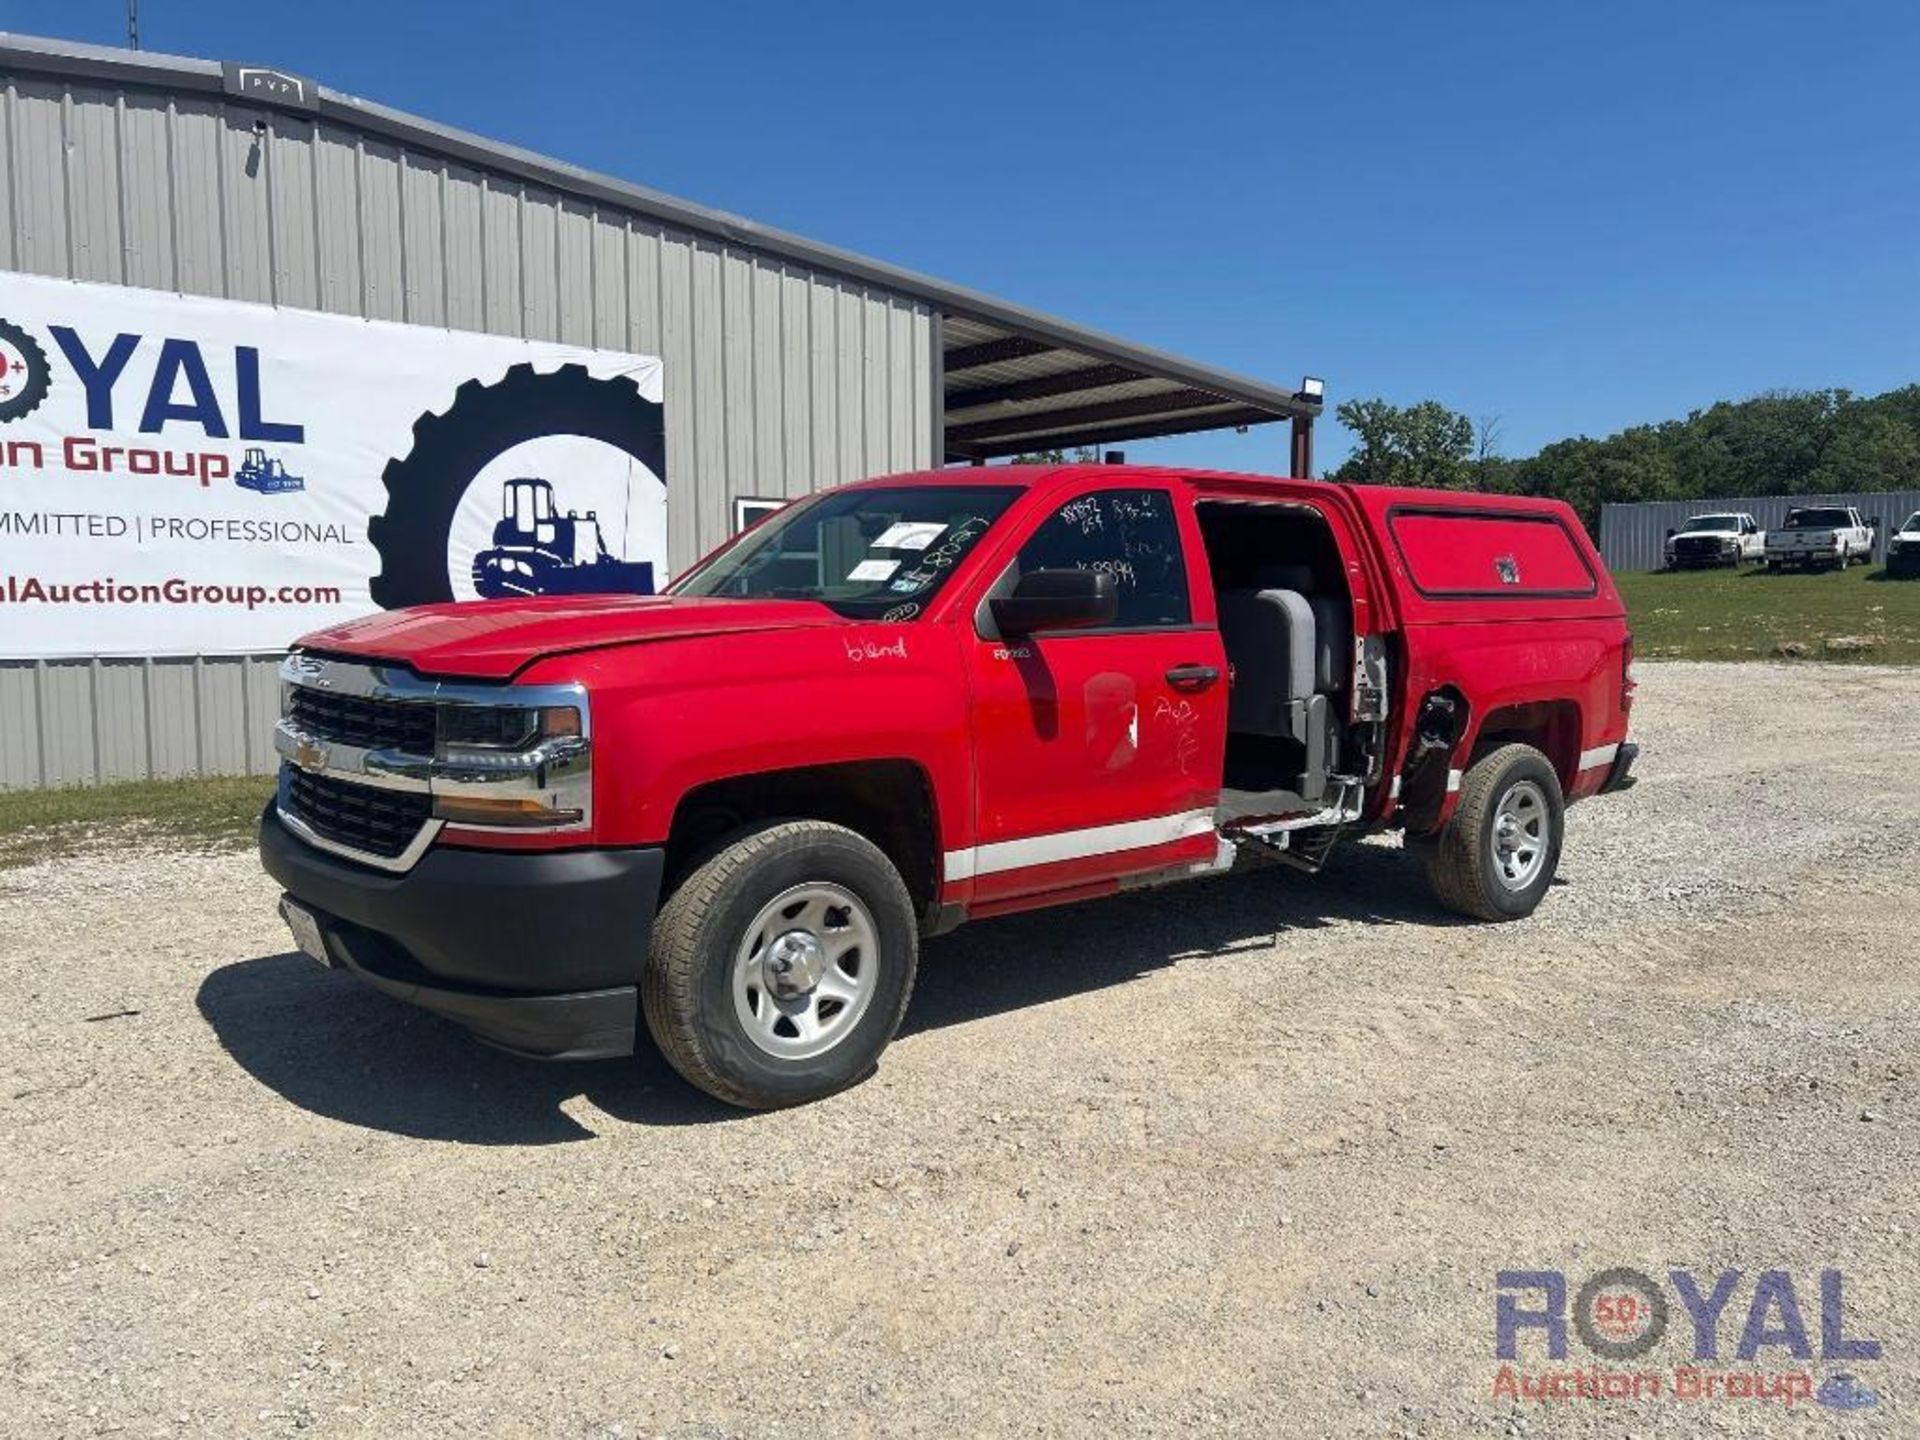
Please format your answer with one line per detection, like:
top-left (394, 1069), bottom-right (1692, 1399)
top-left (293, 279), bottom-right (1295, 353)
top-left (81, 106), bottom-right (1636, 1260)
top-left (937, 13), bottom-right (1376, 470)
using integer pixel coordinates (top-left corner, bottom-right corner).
top-left (1599, 490), bottom-right (1920, 573)
top-left (0, 33), bottom-right (1321, 790)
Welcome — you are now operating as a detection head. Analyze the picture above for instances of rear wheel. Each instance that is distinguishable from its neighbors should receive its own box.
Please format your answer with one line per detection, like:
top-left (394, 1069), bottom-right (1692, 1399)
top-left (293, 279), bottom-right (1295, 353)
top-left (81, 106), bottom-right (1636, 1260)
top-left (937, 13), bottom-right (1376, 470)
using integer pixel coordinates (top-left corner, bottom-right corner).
top-left (642, 820), bottom-right (918, 1109)
top-left (1425, 744), bottom-right (1565, 921)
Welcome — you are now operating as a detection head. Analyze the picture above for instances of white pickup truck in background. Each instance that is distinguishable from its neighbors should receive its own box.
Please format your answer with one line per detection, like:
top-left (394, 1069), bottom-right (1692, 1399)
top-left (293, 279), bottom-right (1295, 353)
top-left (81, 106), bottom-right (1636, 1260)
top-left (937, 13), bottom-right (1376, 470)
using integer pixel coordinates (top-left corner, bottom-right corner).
top-left (1888, 511), bottom-right (1920, 579)
top-left (1663, 511), bottom-right (1766, 568)
top-left (1764, 505), bottom-right (1877, 571)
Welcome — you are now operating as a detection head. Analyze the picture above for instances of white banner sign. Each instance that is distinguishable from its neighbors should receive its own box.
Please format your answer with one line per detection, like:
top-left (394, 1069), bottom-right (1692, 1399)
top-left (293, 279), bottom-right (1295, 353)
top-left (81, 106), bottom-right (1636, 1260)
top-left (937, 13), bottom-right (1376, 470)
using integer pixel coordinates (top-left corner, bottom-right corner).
top-left (0, 271), bottom-right (667, 657)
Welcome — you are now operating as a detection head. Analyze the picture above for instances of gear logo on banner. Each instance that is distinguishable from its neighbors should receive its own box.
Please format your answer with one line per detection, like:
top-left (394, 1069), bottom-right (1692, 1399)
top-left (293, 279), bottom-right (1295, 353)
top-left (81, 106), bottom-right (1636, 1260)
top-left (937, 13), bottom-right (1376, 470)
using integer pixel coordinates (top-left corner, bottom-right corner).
top-left (0, 318), bottom-right (53, 424)
top-left (367, 362), bottom-right (668, 609)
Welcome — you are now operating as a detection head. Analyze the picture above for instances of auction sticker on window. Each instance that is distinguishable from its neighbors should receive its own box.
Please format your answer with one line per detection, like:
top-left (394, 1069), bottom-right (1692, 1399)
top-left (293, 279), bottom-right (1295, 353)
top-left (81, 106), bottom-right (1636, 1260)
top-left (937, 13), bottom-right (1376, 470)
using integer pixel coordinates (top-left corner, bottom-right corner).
top-left (873, 521), bottom-right (946, 551)
top-left (847, 557), bottom-right (901, 582)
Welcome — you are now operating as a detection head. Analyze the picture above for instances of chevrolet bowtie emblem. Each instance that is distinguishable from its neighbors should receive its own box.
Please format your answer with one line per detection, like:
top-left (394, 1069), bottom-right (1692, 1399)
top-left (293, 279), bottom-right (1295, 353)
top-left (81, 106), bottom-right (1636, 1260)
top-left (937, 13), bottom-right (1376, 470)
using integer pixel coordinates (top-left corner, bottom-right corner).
top-left (292, 737), bottom-right (329, 773)
top-left (289, 655), bottom-right (330, 688)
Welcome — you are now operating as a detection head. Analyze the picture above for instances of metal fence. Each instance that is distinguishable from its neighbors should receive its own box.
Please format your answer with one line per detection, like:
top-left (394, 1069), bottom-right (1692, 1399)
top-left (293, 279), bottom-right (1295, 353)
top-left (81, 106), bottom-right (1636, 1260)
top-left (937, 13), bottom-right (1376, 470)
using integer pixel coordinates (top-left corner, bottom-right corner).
top-left (1598, 491), bottom-right (1920, 573)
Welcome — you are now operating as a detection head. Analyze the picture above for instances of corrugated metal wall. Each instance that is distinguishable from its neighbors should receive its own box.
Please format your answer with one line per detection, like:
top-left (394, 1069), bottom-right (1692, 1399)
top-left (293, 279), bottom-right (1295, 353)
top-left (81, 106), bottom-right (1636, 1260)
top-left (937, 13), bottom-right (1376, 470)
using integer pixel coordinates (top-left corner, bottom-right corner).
top-left (0, 654), bottom-right (284, 787)
top-left (1599, 491), bottom-right (1920, 573)
top-left (0, 73), bottom-right (936, 790)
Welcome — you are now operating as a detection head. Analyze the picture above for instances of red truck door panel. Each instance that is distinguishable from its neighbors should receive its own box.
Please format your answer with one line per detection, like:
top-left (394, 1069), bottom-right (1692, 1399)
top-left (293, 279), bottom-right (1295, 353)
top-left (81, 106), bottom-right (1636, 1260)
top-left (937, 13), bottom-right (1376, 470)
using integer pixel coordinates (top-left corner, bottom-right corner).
top-left (958, 485), bottom-right (1226, 902)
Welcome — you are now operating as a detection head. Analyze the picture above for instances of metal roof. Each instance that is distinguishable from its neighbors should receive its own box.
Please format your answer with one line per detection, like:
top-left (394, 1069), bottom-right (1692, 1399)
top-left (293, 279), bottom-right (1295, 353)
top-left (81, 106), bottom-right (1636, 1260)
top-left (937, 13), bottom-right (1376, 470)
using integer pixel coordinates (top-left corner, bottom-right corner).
top-left (938, 314), bottom-right (1293, 461)
top-left (0, 31), bottom-right (1322, 462)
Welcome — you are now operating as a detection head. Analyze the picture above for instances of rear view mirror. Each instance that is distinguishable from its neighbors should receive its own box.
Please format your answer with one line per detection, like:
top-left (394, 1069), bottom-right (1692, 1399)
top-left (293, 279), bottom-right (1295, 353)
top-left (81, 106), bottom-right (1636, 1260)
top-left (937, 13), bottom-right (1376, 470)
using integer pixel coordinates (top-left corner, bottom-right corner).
top-left (990, 569), bottom-right (1118, 635)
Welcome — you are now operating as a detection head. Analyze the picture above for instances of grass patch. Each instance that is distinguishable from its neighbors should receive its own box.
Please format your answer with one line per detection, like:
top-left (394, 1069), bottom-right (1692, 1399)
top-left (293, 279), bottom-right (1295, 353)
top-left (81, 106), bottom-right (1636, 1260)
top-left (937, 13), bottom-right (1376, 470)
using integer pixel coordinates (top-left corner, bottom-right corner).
top-left (1616, 563), bottom-right (1920, 664)
top-left (0, 774), bottom-right (274, 870)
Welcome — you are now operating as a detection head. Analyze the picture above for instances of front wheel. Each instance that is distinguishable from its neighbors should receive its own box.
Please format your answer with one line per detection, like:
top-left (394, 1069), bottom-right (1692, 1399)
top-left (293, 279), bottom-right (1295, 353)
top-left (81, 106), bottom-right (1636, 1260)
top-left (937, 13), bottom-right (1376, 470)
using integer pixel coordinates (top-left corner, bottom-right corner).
top-left (642, 820), bottom-right (919, 1109)
top-left (1424, 744), bottom-right (1566, 921)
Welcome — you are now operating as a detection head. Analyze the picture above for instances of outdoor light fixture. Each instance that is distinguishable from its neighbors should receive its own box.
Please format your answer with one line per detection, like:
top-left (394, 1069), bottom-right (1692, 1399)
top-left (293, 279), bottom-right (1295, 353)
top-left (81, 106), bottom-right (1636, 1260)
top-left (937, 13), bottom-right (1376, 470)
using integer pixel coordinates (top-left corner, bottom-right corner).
top-left (1297, 376), bottom-right (1326, 403)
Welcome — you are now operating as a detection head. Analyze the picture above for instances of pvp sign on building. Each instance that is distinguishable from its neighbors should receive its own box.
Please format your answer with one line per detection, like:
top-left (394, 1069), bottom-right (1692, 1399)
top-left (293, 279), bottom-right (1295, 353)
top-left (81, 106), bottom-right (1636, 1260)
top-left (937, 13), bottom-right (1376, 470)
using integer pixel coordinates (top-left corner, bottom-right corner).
top-left (0, 33), bottom-right (1321, 789)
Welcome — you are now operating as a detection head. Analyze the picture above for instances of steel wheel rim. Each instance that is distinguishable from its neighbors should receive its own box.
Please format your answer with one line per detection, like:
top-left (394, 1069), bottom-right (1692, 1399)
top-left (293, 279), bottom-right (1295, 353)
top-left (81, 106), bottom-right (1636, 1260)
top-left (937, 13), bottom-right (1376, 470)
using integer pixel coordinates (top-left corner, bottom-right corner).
top-left (1491, 779), bottom-right (1550, 891)
top-left (731, 882), bottom-right (879, 1060)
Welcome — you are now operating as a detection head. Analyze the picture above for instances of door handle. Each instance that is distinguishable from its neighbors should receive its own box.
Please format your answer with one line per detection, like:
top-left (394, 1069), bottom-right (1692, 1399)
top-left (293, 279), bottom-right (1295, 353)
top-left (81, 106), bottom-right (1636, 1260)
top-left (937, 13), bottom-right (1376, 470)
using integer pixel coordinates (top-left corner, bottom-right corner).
top-left (1165, 664), bottom-right (1220, 691)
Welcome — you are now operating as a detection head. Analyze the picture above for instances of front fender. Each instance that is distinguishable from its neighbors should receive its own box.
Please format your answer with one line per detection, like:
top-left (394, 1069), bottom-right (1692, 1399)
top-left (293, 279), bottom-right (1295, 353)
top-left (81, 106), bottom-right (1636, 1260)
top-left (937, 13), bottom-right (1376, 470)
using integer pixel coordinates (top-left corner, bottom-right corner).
top-left (519, 624), bottom-right (975, 853)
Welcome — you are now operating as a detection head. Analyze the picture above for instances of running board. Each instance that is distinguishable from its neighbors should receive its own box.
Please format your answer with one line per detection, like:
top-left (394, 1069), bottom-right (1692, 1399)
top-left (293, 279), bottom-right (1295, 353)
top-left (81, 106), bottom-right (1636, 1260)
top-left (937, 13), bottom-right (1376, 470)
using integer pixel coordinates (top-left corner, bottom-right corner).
top-left (1221, 779), bottom-right (1365, 873)
top-left (1218, 778), bottom-right (1365, 838)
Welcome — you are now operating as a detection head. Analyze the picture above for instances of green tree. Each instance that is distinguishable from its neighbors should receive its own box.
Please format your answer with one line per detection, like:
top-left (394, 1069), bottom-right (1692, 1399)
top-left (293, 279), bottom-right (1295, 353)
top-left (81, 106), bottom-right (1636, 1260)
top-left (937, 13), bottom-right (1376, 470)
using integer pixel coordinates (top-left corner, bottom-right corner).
top-left (1348, 383), bottom-right (1920, 535)
top-left (1011, 445), bottom-right (1100, 465)
top-left (1332, 398), bottom-right (1405, 484)
top-left (1331, 398), bottom-right (1474, 488)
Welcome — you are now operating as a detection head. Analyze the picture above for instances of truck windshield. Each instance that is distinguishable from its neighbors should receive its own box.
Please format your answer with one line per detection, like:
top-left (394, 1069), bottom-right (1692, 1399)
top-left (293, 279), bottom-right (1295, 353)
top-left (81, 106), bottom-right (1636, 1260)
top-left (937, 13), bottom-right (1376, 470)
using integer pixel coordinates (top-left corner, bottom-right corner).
top-left (1684, 515), bottom-right (1741, 531)
top-left (672, 485), bottom-right (1021, 618)
top-left (1903, 512), bottom-right (1920, 534)
top-left (1784, 508), bottom-right (1853, 529)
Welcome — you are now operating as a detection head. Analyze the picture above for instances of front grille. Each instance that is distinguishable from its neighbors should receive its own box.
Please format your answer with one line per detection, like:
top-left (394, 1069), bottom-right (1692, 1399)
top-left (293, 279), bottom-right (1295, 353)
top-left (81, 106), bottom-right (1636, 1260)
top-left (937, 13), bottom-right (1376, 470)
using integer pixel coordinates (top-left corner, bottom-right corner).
top-left (1673, 537), bottom-right (1725, 559)
top-left (282, 768), bottom-right (432, 859)
top-left (288, 687), bottom-right (437, 754)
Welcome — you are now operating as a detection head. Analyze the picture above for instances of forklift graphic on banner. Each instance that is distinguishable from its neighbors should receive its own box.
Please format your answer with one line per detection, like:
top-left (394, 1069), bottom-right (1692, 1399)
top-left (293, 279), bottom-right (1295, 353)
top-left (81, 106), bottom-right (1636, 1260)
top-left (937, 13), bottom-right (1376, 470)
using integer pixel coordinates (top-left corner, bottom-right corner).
top-left (471, 476), bottom-right (656, 599)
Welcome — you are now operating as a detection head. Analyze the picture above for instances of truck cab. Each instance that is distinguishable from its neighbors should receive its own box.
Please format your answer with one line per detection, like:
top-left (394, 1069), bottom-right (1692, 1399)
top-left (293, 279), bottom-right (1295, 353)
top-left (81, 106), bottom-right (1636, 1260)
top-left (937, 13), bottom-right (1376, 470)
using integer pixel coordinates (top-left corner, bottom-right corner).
top-left (1663, 511), bottom-right (1764, 568)
top-left (261, 465), bottom-right (1636, 1108)
top-left (1765, 505), bottom-right (1876, 570)
top-left (1886, 511), bottom-right (1920, 578)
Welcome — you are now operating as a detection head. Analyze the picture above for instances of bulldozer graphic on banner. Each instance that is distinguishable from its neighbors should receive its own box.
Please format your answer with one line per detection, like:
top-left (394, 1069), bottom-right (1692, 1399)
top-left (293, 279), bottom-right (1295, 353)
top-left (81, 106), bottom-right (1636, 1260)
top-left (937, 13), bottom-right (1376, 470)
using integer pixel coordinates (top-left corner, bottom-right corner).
top-left (234, 447), bottom-right (305, 494)
top-left (471, 476), bottom-right (656, 599)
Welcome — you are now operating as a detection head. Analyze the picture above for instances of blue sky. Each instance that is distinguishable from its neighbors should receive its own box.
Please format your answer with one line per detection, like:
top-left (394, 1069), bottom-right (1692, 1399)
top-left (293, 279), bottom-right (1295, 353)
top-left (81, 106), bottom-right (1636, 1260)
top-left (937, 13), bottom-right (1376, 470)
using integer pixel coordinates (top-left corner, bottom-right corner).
top-left (14, 1), bottom-right (1920, 472)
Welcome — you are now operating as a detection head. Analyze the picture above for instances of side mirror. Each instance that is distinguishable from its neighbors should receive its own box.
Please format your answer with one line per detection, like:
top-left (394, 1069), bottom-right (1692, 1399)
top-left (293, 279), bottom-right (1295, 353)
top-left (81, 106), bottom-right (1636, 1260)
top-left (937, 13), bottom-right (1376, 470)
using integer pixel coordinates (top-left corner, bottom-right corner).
top-left (990, 569), bottom-right (1118, 635)
top-left (1871, 516), bottom-right (1883, 531)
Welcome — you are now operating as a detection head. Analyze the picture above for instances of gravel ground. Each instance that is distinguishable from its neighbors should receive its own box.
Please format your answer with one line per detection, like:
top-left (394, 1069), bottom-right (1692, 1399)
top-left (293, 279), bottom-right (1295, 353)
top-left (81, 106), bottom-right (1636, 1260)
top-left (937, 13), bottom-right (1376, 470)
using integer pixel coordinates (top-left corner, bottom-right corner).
top-left (2, 661), bottom-right (1916, 1438)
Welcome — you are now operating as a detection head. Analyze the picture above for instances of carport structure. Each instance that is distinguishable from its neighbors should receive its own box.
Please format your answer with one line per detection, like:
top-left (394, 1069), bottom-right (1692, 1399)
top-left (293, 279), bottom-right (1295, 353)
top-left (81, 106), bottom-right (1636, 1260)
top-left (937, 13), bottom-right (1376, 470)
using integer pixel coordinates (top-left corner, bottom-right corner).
top-left (936, 312), bottom-right (1321, 469)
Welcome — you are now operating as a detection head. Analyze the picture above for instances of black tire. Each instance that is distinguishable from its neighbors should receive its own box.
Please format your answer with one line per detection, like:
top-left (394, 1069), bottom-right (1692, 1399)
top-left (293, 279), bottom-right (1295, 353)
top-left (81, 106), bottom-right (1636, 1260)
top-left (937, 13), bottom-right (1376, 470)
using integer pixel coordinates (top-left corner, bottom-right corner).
top-left (642, 821), bottom-right (918, 1109)
top-left (0, 318), bottom-right (52, 424)
top-left (1425, 743), bottom-right (1565, 922)
top-left (367, 362), bottom-right (665, 609)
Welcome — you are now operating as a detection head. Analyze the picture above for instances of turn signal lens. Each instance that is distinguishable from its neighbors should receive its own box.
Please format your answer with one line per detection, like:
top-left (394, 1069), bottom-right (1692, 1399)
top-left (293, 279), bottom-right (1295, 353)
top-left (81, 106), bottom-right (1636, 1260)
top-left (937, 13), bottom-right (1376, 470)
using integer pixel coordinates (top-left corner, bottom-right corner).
top-left (432, 794), bottom-right (585, 828)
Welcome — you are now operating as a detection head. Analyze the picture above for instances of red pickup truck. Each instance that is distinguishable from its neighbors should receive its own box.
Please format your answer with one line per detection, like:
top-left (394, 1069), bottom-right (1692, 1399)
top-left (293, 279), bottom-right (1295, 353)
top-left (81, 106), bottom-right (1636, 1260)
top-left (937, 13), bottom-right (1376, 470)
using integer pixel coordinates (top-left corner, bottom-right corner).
top-left (261, 464), bottom-right (1636, 1108)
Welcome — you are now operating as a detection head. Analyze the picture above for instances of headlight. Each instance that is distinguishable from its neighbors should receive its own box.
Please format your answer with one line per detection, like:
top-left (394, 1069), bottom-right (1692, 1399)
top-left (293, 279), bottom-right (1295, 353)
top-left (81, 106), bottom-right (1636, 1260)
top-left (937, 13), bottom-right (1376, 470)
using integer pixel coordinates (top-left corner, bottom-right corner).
top-left (437, 703), bottom-right (579, 752)
top-left (431, 700), bottom-right (590, 829)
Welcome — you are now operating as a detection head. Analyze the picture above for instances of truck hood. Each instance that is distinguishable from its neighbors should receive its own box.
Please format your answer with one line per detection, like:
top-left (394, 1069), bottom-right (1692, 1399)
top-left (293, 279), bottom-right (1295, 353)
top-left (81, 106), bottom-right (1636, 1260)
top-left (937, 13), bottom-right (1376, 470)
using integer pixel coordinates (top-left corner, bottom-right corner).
top-left (297, 595), bottom-right (841, 680)
top-left (1669, 529), bottom-right (1738, 542)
